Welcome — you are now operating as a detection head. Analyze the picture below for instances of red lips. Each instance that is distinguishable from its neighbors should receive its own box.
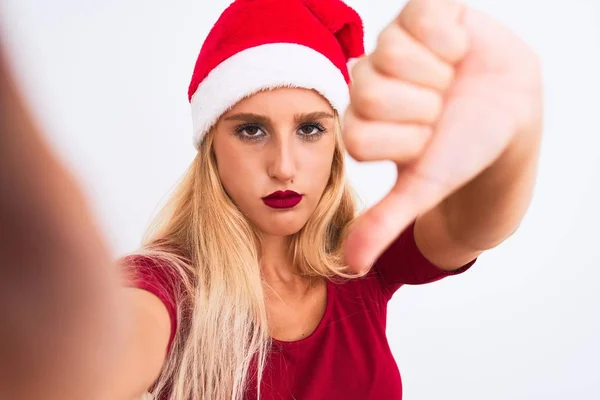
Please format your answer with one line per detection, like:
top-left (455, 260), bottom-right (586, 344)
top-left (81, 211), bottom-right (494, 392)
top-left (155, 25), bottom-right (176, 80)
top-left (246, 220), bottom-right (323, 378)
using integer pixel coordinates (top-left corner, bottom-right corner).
top-left (262, 190), bottom-right (303, 209)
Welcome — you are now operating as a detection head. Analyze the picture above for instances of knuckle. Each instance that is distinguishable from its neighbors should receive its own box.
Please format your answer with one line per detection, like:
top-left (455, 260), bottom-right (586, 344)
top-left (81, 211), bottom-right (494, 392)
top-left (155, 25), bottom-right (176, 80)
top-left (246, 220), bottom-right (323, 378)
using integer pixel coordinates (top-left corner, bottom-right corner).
top-left (414, 16), bottom-right (441, 40)
top-left (379, 48), bottom-right (404, 73)
top-left (342, 123), bottom-right (371, 162)
top-left (352, 85), bottom-right (382, 119)
top-left (375, 27), bottom-right (408, 67)
top-left (376, 26), bottom-right (400, 53)
top-left (376, 25), bottom-right (394, 48)
top-left (349, 56), bottom-right (369, 81)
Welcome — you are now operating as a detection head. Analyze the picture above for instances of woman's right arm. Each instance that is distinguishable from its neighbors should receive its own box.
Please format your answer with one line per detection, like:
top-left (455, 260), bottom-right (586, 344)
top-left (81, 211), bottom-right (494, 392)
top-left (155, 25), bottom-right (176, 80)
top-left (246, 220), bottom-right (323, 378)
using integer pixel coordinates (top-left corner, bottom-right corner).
top-left (0, 42), bottom-right (170, 399)
top-left (105, 288), bottom-right (172, 399)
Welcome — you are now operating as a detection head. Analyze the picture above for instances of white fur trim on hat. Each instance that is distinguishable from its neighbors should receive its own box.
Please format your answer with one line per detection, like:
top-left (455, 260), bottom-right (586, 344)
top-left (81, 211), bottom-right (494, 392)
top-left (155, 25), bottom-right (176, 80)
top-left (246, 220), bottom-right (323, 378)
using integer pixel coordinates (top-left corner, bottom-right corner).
top-left (190, 43), bottom-right (350, 149)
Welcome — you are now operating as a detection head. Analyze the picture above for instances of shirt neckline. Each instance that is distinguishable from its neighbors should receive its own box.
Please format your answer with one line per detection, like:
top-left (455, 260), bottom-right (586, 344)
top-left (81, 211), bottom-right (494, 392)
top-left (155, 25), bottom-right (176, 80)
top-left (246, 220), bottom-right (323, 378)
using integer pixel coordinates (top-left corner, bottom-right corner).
top-left (271, 278), bottom-right (335, 347)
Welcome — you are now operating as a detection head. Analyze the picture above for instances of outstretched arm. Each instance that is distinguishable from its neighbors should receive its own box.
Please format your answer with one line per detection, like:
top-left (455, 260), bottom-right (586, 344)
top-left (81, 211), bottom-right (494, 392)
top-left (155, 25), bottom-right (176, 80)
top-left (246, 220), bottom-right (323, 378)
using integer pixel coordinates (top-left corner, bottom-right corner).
top-left (0, 41), bottom-right (133, 399)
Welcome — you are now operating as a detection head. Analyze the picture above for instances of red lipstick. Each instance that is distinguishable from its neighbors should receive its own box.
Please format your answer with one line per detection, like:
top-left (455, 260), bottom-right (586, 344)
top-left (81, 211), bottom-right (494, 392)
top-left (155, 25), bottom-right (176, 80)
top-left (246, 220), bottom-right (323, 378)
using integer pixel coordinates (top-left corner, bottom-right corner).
top-left (262, 190), bottom-right (303, 209)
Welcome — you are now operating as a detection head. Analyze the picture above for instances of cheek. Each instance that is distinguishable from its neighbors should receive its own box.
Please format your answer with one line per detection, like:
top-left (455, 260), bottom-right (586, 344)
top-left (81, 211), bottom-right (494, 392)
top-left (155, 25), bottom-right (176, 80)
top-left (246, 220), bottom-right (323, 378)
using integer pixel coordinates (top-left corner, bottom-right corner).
top-left (295, 145), bottom-right (335, 214)
top-left (305, 141), bottom-right (336, 187)
top-left (215, 147), bottom-right (257, 204)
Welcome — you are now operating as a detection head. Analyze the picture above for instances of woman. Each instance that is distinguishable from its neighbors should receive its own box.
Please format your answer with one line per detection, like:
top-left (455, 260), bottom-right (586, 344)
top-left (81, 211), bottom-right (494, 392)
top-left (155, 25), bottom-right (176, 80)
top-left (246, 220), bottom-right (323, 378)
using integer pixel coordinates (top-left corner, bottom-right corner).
top-left (0, 0), bottom-right (542, 399)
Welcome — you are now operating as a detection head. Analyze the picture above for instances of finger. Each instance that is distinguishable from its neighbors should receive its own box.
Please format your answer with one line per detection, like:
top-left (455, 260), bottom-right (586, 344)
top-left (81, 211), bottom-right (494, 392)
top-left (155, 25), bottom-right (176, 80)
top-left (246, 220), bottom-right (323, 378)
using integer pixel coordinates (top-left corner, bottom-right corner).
top-left (342, 109), bottom-right (432, 163)
top-left (350, 57), bottom-right (443, 124)
top-left (371, 23), bottom-right (454, 92)
top-left (396, 0), bottom-right (469, 64)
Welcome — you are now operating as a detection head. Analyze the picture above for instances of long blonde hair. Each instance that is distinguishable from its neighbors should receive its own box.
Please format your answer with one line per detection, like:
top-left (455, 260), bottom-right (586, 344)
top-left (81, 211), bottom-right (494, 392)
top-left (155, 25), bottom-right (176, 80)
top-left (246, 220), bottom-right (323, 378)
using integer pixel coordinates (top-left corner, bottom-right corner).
top-left (123, 113), bottom-right (363, 399)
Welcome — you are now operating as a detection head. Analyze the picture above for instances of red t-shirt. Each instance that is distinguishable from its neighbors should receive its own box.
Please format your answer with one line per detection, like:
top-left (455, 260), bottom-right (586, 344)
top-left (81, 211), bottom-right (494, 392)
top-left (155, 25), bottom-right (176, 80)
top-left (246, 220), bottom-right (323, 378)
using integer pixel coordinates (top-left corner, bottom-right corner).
top-left (123, 221), bottom-right (475, 399)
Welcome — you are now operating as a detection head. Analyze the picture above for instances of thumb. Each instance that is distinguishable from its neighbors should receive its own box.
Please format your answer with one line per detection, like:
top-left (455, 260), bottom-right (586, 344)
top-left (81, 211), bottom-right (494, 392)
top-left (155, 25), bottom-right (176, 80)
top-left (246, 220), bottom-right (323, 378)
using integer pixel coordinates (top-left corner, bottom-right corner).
top-left (342, 162), bottom-right (447, 273)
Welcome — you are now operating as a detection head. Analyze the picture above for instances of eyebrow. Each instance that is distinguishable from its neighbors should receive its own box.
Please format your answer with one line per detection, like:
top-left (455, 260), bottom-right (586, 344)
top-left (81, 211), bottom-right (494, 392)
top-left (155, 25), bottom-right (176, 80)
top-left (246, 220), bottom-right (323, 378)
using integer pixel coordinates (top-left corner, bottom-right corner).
top-left (223, 111), bottom-right (334, 125)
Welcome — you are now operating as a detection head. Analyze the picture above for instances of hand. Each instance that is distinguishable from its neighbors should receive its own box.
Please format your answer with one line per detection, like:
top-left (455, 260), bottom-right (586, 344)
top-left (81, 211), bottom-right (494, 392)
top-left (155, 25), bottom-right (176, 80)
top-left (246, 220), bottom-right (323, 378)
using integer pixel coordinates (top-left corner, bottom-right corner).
top-left (341, 0), bottom-right (542, 272)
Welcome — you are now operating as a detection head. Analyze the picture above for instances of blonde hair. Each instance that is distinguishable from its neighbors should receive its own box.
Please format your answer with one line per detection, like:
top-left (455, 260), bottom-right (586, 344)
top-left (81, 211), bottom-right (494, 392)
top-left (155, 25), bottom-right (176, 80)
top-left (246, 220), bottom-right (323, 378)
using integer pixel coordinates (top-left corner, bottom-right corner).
top-left (123, 113), bottom-right (364, 399)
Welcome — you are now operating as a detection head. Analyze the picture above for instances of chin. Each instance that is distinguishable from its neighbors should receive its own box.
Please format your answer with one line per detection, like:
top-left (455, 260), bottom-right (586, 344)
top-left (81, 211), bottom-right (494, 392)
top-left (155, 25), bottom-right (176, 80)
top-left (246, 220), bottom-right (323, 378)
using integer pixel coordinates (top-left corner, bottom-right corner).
top-left (255, 214), bottom-right (308, 237)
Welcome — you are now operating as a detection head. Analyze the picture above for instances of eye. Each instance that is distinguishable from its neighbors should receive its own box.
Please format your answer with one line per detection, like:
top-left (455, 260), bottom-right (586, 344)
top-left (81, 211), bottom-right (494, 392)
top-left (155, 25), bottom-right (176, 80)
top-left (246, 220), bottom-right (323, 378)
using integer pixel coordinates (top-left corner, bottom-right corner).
top-left (234, 124), bottom-right (266, 141)
top-left (297, 123), bottom-right (326, 141)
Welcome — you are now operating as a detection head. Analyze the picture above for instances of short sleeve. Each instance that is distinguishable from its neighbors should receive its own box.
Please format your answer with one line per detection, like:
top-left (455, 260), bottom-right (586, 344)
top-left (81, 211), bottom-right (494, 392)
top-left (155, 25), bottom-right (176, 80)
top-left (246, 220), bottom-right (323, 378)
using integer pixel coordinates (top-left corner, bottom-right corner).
top-left (119, 255), bottom-right (178, 352)
top-left (372, 219), bottom-right (476, 300)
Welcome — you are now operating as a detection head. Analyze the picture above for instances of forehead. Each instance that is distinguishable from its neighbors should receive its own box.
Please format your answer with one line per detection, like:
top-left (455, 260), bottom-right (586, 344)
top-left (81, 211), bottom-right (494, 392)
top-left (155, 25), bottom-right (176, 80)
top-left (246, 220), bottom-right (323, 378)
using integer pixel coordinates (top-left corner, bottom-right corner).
top-left (222, 87), bottom-right (334, 117)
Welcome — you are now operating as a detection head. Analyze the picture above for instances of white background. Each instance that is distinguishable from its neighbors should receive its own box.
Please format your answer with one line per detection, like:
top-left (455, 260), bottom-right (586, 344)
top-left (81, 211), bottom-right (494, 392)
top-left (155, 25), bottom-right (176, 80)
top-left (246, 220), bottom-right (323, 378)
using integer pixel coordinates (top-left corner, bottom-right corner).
top-left (2, 0), bottom-right (599, 399)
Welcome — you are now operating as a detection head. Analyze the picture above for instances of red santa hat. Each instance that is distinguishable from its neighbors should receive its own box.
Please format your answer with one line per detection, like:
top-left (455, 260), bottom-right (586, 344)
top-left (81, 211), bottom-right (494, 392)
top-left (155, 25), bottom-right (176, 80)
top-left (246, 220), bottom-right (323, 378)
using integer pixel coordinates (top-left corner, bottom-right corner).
top-left (188, 0), bottom-right (365, 149)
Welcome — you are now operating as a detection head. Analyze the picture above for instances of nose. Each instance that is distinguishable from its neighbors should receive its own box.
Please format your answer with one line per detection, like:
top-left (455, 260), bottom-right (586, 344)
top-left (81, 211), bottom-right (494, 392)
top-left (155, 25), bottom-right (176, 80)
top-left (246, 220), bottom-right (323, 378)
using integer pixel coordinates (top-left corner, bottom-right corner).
top-left (266, 134), bottom-right (296, 183)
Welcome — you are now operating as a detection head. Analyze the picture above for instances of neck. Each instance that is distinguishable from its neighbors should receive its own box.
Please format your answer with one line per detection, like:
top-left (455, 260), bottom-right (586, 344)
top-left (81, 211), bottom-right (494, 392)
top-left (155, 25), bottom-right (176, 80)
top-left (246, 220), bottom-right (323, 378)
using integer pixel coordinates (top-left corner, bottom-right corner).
top-left (259, 233), bottom-right (299, 284)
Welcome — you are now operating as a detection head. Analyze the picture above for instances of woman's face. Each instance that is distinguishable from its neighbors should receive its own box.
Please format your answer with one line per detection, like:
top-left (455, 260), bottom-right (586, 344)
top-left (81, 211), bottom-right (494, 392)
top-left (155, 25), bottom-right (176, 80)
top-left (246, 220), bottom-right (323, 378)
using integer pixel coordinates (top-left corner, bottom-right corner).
top-left (212, 87), bottom-right (337, 237)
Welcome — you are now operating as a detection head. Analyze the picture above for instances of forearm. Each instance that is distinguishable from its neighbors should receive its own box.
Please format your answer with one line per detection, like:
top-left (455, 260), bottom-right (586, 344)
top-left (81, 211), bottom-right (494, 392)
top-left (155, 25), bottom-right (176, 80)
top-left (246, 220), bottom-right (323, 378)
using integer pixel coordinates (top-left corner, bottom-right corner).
top-left (439, 109), bottom-right (543, 251)
top-left (0, 44), bottom-right (125, 399)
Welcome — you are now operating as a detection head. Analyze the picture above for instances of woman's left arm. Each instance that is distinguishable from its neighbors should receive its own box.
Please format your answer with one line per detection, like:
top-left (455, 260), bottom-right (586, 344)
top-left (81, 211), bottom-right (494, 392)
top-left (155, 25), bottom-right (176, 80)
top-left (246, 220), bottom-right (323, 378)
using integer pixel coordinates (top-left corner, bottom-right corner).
top-left (342, 0), bottom-right (543, 273)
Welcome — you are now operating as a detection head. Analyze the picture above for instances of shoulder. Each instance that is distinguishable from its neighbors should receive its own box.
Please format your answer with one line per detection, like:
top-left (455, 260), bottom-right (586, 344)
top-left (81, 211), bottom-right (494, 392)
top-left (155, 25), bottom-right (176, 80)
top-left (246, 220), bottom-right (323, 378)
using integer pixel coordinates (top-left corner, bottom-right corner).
top-left (328, 270), bottom-right (389, 310)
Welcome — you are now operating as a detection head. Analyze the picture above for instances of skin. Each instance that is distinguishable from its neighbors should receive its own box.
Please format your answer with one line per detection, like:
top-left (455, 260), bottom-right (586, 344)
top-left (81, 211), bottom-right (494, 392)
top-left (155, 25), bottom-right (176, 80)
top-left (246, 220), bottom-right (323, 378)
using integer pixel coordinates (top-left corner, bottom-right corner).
top-left (342, 0), bottom-right (542, 272)
top-left (0, 43), bottom-right (126, 400)
top-left (0, 0), bottom-right (543, 397)
top-left (213, 87), bottom-right (336, 340)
